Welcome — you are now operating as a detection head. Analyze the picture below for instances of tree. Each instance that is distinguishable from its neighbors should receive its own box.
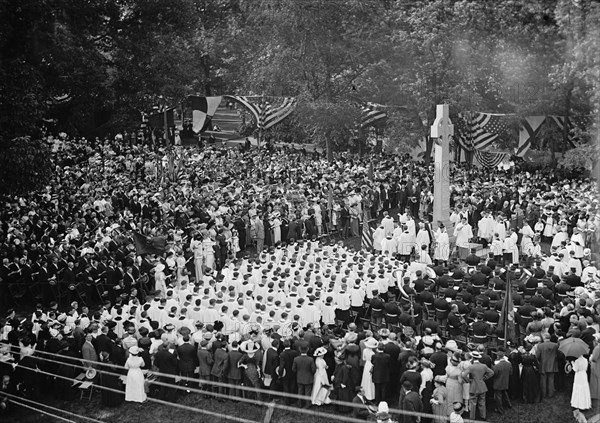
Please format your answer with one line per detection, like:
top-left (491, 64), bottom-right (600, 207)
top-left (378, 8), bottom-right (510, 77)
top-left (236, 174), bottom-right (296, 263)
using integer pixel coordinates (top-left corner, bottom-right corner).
top-left (0, 137), bottom-right (52, 195)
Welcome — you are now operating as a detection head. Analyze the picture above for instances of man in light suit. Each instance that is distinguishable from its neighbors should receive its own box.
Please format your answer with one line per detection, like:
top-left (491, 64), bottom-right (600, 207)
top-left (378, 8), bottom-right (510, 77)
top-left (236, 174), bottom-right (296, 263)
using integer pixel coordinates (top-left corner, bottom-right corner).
top-left (81, 333), bottom-right (98, 369)
top-left (492, 348), bottom-right (513, 414)
top-left (536, 333), bottom-right (559, 398)
top-left (253, 215), bottom-right (265, 255)
top-left (462, 351), bottom-right (494, 421)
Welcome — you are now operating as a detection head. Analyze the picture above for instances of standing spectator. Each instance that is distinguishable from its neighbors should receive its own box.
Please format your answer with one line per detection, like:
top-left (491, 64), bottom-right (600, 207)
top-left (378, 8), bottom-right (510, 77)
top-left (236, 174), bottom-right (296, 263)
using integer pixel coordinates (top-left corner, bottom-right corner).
top-left (176, 335), bottom-right (197, 389)
top-left (310, 346), bottom-right (331, 406)
top-left (571, 355), bottom-right (592, 411)
top-left (589, 336), bottom-right (600, 403)
top-left (292, 345), bottom-right (316, 408)
top-left (197, 340), bottom-right (214, 395)
top-left (492, 348), bottom-right (513, 415)
top-left (535, 333), bottom-right (558, 399)
top-left (253, 215), bottom-right (265, 255)
top-left (371, 342), bottom-right (391, 404)
top-left (399, 380), bottom-right (423, 423)
top-left (430, 375), bottom-right (449, 423)
top-left (278, 339), bottom-right (299, 405)
top-left (462, 351), bottom-right (494, 421)
top-left (153, 342), bottom-right (179, 402)
top-left (224, 341), bottom-right (243, 398)
top-left (124, 346), bottom-right (146, 403)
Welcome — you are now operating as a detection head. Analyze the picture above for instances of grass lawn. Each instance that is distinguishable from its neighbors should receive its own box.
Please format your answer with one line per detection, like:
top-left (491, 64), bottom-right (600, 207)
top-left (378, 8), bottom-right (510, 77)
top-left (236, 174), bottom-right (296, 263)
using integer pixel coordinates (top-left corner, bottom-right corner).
top-left (10, 388), bottom-right (600, 423)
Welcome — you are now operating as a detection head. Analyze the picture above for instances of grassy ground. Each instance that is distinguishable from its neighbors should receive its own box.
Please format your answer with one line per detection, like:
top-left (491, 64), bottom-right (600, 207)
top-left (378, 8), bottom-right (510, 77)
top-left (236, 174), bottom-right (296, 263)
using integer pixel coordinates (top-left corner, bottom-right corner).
top-left (8, 388), bottom-right (597, 423)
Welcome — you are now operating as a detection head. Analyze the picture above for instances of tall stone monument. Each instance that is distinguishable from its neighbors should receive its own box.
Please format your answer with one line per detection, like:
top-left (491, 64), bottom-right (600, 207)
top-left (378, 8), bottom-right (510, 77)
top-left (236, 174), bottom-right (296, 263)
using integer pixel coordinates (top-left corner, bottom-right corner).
top-left (431, 104), bottom-right (453, 231)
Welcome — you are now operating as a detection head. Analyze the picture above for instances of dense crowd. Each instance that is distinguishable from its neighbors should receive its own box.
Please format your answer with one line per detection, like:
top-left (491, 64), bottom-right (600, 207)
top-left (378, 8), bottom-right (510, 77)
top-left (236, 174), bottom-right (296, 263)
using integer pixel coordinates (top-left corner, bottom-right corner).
top-left (0, 133), bottom-right (599, 422)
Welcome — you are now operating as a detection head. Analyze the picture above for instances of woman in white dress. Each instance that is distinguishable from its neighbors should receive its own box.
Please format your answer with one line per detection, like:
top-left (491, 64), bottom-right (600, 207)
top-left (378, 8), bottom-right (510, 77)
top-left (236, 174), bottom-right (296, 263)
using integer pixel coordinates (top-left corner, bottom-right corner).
top-left (360, 337), bottom-right (378, 401)
top-left (311, 347), bottom-right (332, 405)
top-left (154, 263), bottom-right (167, 297)
top-left (572, 355), bottom-right (591, 410)
top-left (125, 346), bottom-right (146, 403)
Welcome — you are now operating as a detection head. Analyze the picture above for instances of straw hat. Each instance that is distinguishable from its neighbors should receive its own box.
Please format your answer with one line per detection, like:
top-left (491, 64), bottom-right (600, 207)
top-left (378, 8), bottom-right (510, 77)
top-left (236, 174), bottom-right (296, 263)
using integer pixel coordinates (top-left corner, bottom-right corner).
top-left (85, 368), bottom-right (97, 379)
top-left (129, 346), bottom-right (140, 355)
top-left (240, 341), bottom-right (260, 354)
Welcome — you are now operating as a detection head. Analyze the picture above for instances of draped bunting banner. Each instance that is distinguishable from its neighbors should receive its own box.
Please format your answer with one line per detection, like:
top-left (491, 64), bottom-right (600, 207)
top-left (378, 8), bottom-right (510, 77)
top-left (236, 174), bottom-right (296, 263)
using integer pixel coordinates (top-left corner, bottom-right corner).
top-left (474, 150), bottom-right (510, 168)
top-left (225, 96), bottom-right (297, 131)
top-left (361, 102), bottom-right (387, 128)
top-left (361, 219), bottom-right (373, 250)
top-left (517, 116), bottom-right (546, 157)
top-left (189, 96), bottom-right (222, 133)
top-left (454, 112), bottom-right (510, 151)
top-left (549, 115), bottom-right (592, 148)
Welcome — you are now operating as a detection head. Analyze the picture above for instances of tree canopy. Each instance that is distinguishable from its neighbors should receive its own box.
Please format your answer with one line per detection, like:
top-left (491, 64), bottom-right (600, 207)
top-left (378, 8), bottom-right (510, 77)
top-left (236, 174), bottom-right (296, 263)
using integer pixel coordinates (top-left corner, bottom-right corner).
top-left (0, 0), bottom-right (598, 158)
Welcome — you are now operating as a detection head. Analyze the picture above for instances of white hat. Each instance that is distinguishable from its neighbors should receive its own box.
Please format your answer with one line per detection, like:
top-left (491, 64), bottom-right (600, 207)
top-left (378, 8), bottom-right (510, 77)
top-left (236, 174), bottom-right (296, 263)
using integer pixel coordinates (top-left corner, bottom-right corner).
top-left (364, 337), bottom-right (379, 349)
top-left (129, 346), bottom-right (140, 355)
top-left (313, 347), bottom-right (327, 357)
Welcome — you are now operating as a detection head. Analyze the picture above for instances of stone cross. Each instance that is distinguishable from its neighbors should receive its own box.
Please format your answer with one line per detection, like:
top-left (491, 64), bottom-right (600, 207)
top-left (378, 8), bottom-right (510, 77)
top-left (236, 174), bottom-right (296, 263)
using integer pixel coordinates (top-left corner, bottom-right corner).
top-left (431, 104), bottom-right (453, 232)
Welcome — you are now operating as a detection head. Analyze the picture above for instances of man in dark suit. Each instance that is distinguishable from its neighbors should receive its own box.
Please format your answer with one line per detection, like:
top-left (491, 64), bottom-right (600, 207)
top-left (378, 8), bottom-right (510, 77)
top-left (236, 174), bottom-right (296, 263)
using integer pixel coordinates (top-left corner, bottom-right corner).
top-left (371, 342), bottom-right (390, 403)
top-left (197, 340), bottom-right (214, 394)
top-left (262, 338), bottom-right (280, 398)
top-left (383, 333), bottom-right (401, 404)
top-left (278, 339), bottom-right (299, 404)
top-left (154, 342), bottom-right (179, 401)
top-left (176, 336), bottom-right (197, 389)
top-left (220, 341), bottom-right (242, 397)
top-left (535, 333), bottom-right (558, 398)
top-left (292, 345), bottom-right (316, 408)
top-left (492, 348), bottom-right (513, 414)
top-left (93, 326), bottom-right (113, 355)
top-left (400, 380), bottom-right (422, 423)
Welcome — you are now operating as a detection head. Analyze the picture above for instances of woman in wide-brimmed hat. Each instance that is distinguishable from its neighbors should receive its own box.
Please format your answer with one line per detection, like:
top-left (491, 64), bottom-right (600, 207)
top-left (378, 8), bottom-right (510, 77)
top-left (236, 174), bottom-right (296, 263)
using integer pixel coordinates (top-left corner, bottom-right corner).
top-left (445, 351), bottom-right (464, 407)
top-left (311, 346), bottom-right (332, 406)
top-left (431, 375), bottom-right (449, 423)
top-left (360, 338), bottom-right (377, 401)
top-left (238, 341), bottom-right (263, 400)
top-left (124, 345), bottom-right (146, 403)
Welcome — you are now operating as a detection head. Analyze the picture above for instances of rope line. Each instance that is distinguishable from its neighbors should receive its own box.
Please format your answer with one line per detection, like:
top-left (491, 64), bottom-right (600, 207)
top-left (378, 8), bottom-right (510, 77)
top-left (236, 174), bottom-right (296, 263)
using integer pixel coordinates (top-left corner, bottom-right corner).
top-left (10, 346), bottom-right (488, 423)
top-left (6, 396), bottom-right (78, 423)
top-left (2, 391), bottom-right (105, 423)
top-left (8, 364), bottom-right (260, 423)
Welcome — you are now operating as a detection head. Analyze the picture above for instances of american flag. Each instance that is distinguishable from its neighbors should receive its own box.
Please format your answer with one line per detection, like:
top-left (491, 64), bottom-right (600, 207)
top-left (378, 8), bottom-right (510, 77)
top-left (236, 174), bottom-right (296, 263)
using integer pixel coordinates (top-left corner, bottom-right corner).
top-left (225, 96), bottom-right (296, 131)
top-left (361, 102), bottom-right (387, 128)
top-left (455, 112), bottom-right (509, 151)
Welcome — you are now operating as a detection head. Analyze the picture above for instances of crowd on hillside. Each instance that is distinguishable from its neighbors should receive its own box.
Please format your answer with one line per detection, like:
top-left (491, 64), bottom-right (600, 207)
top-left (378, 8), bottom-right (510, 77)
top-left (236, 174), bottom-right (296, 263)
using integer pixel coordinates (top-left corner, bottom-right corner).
top-left (0, 133), bottom-right (599, 422)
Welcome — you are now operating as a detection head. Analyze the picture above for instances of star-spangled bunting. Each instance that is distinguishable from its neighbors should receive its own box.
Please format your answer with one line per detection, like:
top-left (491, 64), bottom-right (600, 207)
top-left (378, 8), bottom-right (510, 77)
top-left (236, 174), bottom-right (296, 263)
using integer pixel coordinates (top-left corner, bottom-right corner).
top-left (454, 112), bottom-right (509, 151)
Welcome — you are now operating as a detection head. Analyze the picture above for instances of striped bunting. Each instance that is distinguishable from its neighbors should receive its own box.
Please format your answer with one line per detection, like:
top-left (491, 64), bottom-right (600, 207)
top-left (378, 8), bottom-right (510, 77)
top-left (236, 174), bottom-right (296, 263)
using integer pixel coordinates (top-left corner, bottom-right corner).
top-left (225, 95), bottom-right (262, 125)
top-left (225, 96), bottom-right (296, 131)
top-left (455, 112), bottom-right (509, 151)
top-left (549, 115), bottom-right (591, 148)
top-left (517, 116), bottom-right (545, 157)
top-left (263, 97), bottom-right (297, 130)
top-left (361, 219), bottom-right (374, 251)
top-left (474, 150), bottom-right (509, 168)
top-left (361, 102), bottom-right (387, 128)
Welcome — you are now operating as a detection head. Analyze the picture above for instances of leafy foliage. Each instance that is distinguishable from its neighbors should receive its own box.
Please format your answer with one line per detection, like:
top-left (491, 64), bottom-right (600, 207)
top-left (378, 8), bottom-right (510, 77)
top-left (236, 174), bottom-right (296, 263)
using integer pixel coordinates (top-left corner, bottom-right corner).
top-left (0, 137), bottom-right (52, 195)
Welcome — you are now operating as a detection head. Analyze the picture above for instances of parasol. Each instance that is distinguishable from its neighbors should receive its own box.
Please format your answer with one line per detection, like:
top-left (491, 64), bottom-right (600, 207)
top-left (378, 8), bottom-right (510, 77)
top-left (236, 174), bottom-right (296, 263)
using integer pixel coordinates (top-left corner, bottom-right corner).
top-left (559, 337), bottom-right (590, 359)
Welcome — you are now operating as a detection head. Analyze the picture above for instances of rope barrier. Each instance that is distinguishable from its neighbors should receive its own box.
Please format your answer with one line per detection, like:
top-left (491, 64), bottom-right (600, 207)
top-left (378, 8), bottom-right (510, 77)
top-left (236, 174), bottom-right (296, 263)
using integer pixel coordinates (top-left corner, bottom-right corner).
top-left (8, 363), bottom-right (260, 423)
top-left (9, 346), bottom-right (488, 423)
top-left (2, 391), bottom-right (105, 423)
top-left (5, 396), bottom-right (78, 423)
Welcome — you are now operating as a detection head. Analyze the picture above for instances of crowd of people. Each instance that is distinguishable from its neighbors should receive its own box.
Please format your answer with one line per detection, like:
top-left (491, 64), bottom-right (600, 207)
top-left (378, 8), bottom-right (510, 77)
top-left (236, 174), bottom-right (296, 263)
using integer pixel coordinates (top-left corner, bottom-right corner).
top-left (0, 132), bottom-right (599, 422)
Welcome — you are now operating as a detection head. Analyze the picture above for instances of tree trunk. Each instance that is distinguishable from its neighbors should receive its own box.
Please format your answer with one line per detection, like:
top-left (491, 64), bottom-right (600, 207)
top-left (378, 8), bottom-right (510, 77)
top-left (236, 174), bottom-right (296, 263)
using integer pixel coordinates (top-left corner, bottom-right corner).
top-left (424, 135), bottom-right (433, 166)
